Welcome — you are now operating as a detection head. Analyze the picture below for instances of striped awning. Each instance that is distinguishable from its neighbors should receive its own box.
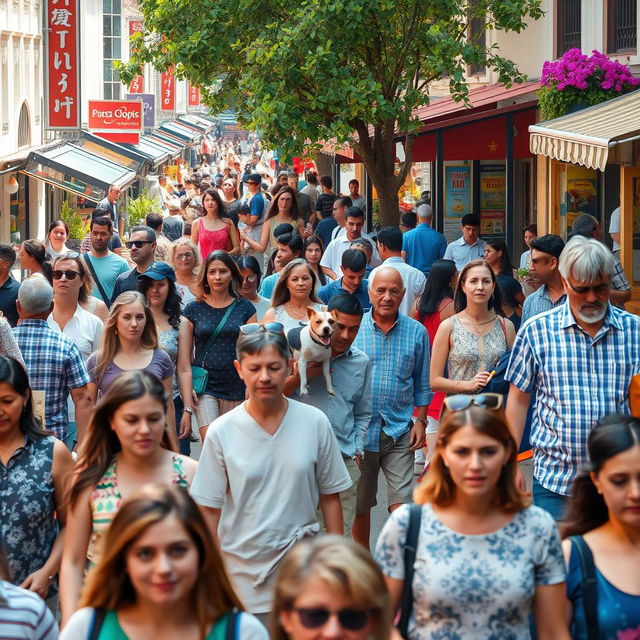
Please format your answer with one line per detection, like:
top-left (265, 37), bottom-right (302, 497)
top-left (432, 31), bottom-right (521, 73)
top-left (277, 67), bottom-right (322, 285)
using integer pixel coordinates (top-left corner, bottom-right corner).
top-left (529, 89), bottom-right (640, 171)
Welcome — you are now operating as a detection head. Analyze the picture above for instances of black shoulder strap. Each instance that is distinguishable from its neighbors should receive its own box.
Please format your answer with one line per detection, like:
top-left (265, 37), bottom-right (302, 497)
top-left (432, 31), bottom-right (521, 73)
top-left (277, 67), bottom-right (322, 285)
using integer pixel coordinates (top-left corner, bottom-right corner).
top-left (195, 300), bottom-right (237, 368)
top-left (569, 535), bottom-right (599, 640)
top-left (88, 608), bottom-right (106, 640)
top-left (83, 254), bottom-right (110, 307)
top-left (225, 609), bottom-right (238, 640)
top-left (397, 503), bottom-right (422, 639)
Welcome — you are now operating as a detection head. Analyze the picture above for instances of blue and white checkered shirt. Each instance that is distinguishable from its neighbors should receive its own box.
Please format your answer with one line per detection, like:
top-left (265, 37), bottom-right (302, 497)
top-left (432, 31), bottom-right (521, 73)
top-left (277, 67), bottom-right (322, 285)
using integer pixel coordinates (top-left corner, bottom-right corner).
top-left (354, 311), bottom-right (432, 452)
top-left (13, 320), bottom-right (89, 441)
top-left (506, 302), bottom-right (640, 496)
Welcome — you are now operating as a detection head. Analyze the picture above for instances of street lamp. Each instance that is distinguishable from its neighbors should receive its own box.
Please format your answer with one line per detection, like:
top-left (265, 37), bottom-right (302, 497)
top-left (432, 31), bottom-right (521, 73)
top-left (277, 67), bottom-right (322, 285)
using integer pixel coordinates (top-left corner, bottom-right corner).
top-left (5, 174), bottom-right (19, 195)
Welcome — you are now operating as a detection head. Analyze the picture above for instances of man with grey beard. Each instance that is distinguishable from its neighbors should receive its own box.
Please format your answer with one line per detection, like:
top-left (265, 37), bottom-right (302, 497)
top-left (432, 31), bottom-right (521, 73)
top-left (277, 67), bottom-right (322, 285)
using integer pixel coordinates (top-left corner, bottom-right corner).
top-left (505, 235), bottom-right (640, 521)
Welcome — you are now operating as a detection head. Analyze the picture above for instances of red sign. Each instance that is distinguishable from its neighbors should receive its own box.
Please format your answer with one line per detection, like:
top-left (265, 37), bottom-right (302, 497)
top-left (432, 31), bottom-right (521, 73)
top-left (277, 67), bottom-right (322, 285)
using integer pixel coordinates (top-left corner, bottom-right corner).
top-left (45, 0), bottom-right (81, 130)
top-left (188, 83), bottom-right (200, 107)
top-left (161, 69), bottom-right (175, 111)
top-left (128, 20), bottom-right (144, 94)
top-left (88, 100), bottom-right (143, 144)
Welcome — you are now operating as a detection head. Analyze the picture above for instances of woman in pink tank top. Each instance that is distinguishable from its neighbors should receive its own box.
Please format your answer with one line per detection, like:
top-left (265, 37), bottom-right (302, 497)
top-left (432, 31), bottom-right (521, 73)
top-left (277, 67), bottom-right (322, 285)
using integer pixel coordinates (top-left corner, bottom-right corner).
top-left (191, 188), bottom-right (239, 260)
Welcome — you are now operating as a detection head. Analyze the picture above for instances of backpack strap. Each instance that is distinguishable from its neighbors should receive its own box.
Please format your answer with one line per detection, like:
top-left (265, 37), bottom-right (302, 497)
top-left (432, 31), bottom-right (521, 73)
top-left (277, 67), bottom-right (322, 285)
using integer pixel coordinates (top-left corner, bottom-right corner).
top-left (569, 535), bottom-right (600, 640)
top-left (397, 503), bottom-right (422, 639)
top-left (225, 609), bottom-right (238, 640)
top-left (83, 254), bottom-right (111, 307)
top-left (87, 608), bottom-right (106, 640)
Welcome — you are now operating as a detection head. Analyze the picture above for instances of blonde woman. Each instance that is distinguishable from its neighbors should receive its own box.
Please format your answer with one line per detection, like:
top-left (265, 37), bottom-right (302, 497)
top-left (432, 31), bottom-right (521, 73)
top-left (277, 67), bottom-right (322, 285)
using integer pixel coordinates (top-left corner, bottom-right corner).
top-left (168, 238), bottom-right (201, 307)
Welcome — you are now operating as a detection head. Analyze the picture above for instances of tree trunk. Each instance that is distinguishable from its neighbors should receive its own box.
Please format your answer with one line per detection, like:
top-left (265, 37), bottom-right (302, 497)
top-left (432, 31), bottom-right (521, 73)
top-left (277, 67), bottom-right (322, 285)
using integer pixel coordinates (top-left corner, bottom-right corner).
top-left (372, 177), bottom-right (400, 229)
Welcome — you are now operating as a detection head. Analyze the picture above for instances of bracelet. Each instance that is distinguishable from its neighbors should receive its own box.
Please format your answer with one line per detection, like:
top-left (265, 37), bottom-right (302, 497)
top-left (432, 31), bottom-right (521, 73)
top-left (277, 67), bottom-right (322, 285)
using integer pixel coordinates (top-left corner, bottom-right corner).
top-left (183, 406), bottom-right (194, 415)
top-left (415, 418), bottom-right (426, 423)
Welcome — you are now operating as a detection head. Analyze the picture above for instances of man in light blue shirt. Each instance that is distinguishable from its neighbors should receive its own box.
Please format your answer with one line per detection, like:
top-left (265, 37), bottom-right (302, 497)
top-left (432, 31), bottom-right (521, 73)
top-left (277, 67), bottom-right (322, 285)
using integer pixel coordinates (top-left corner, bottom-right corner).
top-left (443, 213), bottom-right (486, 271)
top-left (285, 294), bottom-right (372, 536)
top-left (401, 204), bottom-right (447, 276)
top-left (317, 248), bottom-right (371, 311)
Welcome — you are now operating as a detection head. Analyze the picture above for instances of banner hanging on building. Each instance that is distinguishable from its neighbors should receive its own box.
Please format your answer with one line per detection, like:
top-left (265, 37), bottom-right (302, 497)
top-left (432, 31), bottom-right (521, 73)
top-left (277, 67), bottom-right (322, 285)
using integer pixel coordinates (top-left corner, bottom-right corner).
top-left (45, 0), bottom-right (81, 130)
top-left (128, 20), bottom-right (144, 93)
top-left (161, 68), bottom-right (175, 111)
top-left (187, 83), bottom-right (200, 107)
top-left (88, 99), bottom-right (143, 144)
top-left (126, 93), bottom-right (155, 129)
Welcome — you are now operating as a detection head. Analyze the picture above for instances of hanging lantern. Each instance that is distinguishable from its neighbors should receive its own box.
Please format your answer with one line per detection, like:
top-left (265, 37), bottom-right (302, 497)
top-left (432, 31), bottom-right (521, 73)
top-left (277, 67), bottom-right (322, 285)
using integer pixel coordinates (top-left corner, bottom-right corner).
top-left (5, 174), bottom-right (19, 195)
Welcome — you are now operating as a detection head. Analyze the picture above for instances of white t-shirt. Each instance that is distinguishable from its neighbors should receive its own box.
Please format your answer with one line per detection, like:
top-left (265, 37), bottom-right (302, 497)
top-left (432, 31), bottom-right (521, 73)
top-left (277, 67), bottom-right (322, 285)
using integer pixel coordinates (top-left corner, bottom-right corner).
top-left (609, 206), bottom-right (620, 252)
top-left (190, 400), bottom-right (352, 613)
top-left (60, 607), bottom-right (268, 640)
top-left (320, 233), bottom-right (381, 275)
top-left (247, 295), bottom-right (271, 322)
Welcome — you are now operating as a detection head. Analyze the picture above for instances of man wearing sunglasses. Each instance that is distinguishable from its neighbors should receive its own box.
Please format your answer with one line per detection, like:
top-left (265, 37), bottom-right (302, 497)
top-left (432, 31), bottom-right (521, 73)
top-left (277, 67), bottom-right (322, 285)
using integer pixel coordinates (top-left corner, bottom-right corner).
top-left (506, 235), bottom-right (640, 521)
top-left (110, 226), bottom-right (157, 303)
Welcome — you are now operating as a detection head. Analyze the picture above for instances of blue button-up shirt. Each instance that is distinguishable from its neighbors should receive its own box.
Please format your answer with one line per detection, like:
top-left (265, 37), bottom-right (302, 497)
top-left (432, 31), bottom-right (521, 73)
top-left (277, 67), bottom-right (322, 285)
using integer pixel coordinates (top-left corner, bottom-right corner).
top-left (401, 223), bottom-right (447, 275)
top-left (506, 303), bottom-right (640, 495)
top-left (354, 311), bottom-right (432, 451)
top-left (317, 278), bottom-right (371, 310)
top-left (293, 346), bottom-right (372, 457)
top-left (443, 236), bottom-right (486, 271)
top-left (520, 285), bottom-right (567, 326)
top-left (13, 320), bottom-right (89, 441)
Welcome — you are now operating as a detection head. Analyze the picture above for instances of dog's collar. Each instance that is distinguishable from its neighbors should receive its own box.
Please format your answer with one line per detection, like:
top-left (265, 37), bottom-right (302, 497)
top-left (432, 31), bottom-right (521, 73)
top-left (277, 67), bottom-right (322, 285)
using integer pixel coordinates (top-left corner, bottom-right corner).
top-left (309, 328), bottom-right (332, 348)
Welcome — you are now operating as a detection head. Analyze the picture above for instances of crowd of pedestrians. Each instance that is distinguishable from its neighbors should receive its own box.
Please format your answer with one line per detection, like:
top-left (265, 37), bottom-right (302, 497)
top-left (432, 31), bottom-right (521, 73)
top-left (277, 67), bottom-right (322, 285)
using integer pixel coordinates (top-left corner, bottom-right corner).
top-left (0, 138), bottom-right (639, 640)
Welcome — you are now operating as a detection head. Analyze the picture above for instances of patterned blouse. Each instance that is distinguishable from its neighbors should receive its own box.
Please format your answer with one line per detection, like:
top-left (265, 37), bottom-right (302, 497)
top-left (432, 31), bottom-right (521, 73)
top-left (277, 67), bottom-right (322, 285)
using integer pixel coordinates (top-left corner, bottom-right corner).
top-left (0, 436), bottom-right (58, 594)
top-left (375, 503), bottom-right (565, 640)
top-left (87, 455), bottom-right (189, 566)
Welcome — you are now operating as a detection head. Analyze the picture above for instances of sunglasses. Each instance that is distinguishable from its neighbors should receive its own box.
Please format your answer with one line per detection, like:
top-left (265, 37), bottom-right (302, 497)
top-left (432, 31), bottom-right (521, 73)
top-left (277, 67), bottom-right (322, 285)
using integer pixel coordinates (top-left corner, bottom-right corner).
top-left (239, 322), bottom-right (285, 335)
top-left (241, 274), bottom-right (257, 284)
top-left (565, 280), bottom-right (609, 295)
top-left (293, 607), bottom-right (373, 631)
top-left (443, 393), bottom-right (504, 412)
top-left (64, 251), bottom-right (80, 259)
top-left (126, 240), bottom-right (152, 249)
top-left (52, 270), bottom-right (80, 281)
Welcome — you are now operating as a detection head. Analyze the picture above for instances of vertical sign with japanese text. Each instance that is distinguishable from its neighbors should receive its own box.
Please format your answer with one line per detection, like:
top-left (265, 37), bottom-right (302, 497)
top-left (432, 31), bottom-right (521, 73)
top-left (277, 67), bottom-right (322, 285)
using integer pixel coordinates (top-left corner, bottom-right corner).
top-left (161, 68), bottom-right (175, 111)
top-left (45, 0), bottom-right (81, 130)
top-left (128, 20), bottom-right (144, 94)
top-left (187, 83), bottom-right (200, 107)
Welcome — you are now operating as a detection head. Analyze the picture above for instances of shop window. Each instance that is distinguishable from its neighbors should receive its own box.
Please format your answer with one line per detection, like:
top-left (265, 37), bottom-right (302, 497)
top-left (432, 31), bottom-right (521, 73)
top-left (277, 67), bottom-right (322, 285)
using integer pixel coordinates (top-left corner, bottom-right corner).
top-left (607, 0), bottom-right (637, 53)
top-left (103, 0), bottom-right (122, 100)
top-left (17, 102), bottom-right (30, 148)
top-left (468, 5), bottom-right (486, 76)
top-left (556, 0), bottom-right (581, 56)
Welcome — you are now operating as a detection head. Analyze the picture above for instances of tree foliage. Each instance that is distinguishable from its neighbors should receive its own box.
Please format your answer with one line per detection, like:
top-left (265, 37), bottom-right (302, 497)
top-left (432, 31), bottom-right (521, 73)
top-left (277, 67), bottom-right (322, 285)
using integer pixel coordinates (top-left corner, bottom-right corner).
top-left (119, 0), bottom-right (543, 225)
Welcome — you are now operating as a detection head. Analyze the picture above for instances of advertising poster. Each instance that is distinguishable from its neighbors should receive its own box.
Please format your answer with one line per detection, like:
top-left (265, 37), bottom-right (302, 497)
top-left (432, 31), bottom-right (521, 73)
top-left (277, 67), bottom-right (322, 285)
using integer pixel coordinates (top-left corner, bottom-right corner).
top-left (126, 93), bottom-right (155, 129)
top-left (565, 165), bottom-right (597, 233)
top-left (479, 164), bottom-right (506, 236)
top-left (443, 164), bottom-right (472, 242)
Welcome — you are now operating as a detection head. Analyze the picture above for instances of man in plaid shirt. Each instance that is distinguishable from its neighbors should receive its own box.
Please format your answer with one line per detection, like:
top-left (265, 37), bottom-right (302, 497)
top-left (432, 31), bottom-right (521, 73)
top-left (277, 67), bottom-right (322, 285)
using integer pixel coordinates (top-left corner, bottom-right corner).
top-left (13, 277), bottom-right (91, 448)
top-left (506, 236), bottom-right (640, 520)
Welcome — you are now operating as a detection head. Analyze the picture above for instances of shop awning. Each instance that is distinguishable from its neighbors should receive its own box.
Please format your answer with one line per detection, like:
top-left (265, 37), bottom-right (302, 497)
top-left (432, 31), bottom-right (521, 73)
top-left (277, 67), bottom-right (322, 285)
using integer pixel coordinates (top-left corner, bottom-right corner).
top-left (146, 132), bottom-right (185, 152)
top-left (121, 135), bottom-right (172, 167)
top-left (529, 89), bottom-right (640, 171)
top-left (20, 142), bottom-right (136, 201)
top-left (158, 120), bottom-right (200, 143)
top-left (178, 114), bottom-right (213, 133)
top-left (76, 132), bottom-right (148, 175)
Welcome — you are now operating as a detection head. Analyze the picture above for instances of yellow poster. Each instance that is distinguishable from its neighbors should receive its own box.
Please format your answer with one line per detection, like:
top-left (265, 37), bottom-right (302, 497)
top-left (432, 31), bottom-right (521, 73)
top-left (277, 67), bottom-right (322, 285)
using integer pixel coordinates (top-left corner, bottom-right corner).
top-left (565, 165), bottom-right (597, 232)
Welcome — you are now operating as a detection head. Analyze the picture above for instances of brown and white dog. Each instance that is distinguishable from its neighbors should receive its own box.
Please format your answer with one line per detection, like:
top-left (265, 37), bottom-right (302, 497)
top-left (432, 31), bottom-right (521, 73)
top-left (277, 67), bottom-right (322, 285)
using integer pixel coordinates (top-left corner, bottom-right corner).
top-left (287, 308), bottom-right (338, 396)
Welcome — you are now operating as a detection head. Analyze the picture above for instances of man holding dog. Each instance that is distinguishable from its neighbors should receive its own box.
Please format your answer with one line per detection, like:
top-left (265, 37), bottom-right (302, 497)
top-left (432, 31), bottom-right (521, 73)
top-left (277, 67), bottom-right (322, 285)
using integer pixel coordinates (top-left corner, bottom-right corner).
top-left (352, 267), bottom-right (431, 548)
top-left (284, 294), bottom-right (372, 537)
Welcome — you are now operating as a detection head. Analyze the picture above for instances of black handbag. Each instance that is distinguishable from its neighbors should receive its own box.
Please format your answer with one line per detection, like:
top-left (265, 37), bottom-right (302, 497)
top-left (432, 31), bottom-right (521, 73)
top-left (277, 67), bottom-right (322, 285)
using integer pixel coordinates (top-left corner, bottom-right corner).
top-left (397, 503), bottom-right (422, 639)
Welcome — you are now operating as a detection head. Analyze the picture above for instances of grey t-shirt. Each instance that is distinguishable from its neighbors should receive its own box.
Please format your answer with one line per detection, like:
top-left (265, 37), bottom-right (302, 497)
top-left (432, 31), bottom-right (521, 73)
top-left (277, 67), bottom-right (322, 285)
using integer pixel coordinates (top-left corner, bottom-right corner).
top-left (190, 399), bottom-right (352, 613)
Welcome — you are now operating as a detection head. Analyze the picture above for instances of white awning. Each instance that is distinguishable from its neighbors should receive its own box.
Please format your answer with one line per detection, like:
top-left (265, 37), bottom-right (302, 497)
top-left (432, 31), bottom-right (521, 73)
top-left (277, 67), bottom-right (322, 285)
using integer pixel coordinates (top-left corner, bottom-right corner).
top-left (529, 89), bottom-right (640, 171)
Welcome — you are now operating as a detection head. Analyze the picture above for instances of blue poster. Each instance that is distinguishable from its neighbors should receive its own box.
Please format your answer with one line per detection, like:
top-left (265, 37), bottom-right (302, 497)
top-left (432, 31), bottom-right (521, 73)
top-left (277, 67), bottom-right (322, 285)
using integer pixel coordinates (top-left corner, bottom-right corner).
top-left (126, 93), bottom-right (155, 129)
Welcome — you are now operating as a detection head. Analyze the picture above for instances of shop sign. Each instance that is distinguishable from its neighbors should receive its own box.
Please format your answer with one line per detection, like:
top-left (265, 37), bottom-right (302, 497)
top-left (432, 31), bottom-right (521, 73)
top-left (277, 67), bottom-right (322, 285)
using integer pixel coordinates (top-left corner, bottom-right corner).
top-left (45, 0), bottom-right (81, 130)
top-left (479, 165), bottom-right (506, 236)
top-left (187, 83), bottom-right (200, 107)
top-left (126, 93), bottom-right (155, 129)
top-left (88, 99), bottom-right (143, 144)
top-left (443, 164), bottom-right (472, 242)
top-left (161, 69), bottom-right (176, 111)
top-left (128, 20), bottom-right (144, 93)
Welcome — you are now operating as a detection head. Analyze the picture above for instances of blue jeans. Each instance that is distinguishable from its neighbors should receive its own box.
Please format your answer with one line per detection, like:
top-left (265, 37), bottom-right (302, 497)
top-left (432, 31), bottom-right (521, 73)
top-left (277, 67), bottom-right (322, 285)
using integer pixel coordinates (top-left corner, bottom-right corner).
top-left (532, 478), bottom-right (568, 522)
top-left (174, 395), bottom-right (191, 457)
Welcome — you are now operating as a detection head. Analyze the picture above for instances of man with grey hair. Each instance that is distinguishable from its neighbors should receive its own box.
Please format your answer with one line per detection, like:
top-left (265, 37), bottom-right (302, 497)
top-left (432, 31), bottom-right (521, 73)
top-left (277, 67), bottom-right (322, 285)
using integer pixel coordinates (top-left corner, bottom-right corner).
top-left (505, 235), bottom-right (640, 520)
top-left (111, 225), bottom-right (157, 302)
top-left (13, 277), bottom-right (92, 448)
top-left (401, 204), bottom-right (447, 276)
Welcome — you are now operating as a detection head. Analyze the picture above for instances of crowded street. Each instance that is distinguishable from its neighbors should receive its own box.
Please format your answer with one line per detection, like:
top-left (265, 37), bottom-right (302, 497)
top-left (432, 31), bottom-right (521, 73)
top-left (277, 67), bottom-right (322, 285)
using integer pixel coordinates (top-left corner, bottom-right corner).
top-left (2, 0), bottom-right (640, 639)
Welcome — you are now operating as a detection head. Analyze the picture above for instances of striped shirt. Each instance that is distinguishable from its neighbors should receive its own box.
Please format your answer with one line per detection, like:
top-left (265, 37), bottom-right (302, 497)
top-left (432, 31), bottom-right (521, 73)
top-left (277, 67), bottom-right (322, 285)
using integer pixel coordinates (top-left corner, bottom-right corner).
top-left (0, 581), bottom-right (58, 639)
top-left (354, 311), bottom-right (432, 451)
top-left (506, 302), bottom-right (640, 495)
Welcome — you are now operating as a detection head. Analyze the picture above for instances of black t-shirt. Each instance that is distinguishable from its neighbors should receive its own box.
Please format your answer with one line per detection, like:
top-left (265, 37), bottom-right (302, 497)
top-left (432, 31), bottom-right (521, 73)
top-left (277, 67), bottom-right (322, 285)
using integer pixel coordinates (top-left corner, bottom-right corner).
top-left (111, 267), bottom-right (142, 303)
top-left (0, 276), bottom-right (20, 327)
top-left (496, 272), bottom-right (523, 308)
top-left (183, 298), bottom-right (256, 400)
top-left (315, 193), bottom-right (337, 220)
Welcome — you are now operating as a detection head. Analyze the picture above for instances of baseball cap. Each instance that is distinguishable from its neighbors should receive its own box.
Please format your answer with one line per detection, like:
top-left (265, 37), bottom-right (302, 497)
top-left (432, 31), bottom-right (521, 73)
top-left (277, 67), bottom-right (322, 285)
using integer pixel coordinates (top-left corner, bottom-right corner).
top-left (244, 172), bottom-right (262, 185)
top-left (531, 234), bottom-right (565, 260)
top-left (138, 262), bottom-right (176, 282)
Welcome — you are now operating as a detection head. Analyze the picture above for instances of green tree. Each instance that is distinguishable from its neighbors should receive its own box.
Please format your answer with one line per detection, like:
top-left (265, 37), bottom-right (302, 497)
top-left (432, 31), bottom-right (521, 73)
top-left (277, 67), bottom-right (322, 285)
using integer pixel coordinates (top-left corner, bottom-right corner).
top-left (119, 0), bottom-right (542, 226)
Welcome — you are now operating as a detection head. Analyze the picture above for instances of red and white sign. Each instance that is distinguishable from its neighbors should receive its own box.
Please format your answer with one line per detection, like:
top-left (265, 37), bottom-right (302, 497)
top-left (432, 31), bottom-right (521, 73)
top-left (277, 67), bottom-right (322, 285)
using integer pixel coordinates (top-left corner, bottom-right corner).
top-left (88, 99), bottom-right (143, 144)
top-left (128, 20), bottom-right (144, 94)
top-left (161, 68), bottom-right (175, 111)
top-left (45, 0), bottom-right (81, 130)
top-left (187, 83), bottom-right (200, 107)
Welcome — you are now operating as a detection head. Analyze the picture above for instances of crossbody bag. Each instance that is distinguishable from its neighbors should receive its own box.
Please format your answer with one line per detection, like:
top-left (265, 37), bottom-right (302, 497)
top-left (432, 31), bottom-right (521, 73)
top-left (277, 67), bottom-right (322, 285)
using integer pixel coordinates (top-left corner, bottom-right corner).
top-left (83, 254), bottom-right (110, 306)
top-left (397, 503), bottom-right (422, 639)
top-left (191, 300), bottom-right (237, 395)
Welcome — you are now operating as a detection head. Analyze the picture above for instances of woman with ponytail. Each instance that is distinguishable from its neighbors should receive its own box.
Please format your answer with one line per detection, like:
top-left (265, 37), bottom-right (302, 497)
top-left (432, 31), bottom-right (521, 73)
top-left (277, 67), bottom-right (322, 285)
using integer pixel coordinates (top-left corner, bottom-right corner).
top-left (562, 415), bottom-right (640, 639)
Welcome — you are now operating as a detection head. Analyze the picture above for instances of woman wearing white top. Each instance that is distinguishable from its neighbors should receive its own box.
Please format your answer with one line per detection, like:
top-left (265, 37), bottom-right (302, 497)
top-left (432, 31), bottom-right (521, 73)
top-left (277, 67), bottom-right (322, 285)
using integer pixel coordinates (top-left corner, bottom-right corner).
top-left (45, 219), bottom-right (72, 260)
top-left (168, 238), bottom-right (200, 308)
top-left (263, 259), bottom-right (324, 333)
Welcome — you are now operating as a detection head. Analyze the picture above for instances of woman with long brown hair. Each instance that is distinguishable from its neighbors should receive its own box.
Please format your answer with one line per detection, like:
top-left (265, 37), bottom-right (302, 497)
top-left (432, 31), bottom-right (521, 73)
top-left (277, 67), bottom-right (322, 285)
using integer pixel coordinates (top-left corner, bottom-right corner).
top-left (60, 484), bottom-right (267, 639)
top-left (59, 371), bottom-right (197, 625)
top-left (375, 400), bottom-right (569, 639)
top-left (191, 188), bottom-right (239, 260)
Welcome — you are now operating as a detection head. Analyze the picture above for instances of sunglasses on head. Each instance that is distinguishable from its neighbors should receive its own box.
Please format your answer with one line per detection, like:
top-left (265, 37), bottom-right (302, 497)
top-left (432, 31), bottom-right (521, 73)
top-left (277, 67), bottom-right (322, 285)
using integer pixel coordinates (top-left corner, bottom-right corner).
top-left (64, 251), bottom-right (80, 259)
top-left (126, 240), bottom-right (152, 249)
top-left (443, 393), bottom-right (504, 412)
top-left (293, 607), bottom-right (373, 631)
top-left (239, 322), bottom-right (285, 335)
top-left (52, 269), bottom-right (80, 281)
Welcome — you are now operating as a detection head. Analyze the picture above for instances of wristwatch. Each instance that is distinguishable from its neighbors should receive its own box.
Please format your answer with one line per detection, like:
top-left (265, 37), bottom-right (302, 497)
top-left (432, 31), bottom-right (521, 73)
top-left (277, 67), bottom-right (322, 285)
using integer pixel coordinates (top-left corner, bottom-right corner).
top-left (184, 406), bottom-right (194, 415)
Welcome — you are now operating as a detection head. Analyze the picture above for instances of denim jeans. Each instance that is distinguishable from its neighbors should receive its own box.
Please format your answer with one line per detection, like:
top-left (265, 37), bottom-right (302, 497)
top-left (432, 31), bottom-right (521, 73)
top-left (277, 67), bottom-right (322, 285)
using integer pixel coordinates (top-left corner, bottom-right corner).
top-left (174, 395), bottom-right (191, 457)
top-left (532, 478), bottom-right (568, 522)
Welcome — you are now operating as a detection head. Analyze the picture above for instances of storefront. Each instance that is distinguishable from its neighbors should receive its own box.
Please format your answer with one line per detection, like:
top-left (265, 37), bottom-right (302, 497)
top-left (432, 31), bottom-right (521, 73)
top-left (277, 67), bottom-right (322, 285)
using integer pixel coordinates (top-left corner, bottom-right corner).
top-left (529, 89), bottom-right (640, 312)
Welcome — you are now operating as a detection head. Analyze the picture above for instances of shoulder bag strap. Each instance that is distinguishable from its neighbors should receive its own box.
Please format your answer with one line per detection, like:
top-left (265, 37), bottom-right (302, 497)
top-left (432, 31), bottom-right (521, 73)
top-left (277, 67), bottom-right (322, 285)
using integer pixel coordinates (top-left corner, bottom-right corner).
top-left (569, 535), bottom-right (600, 640)
top-left (83, 254), bottom-right (110, 306)
top-left (397, 503), bottom-right (422, 639)
top-left (195, 300), bottom-right (237, 368)
top-left (497, 314), bottom-right (508, 348)
top-left (88, 608), bottom-right (106, 640)
top-left (225, 609), bottom-right (238, 640)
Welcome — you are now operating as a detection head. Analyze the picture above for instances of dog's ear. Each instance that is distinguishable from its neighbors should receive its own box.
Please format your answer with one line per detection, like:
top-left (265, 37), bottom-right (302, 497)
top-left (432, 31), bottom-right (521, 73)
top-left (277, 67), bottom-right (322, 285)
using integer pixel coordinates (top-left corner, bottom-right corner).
top-left (330, 309), bottom-right (339, 320)
top-left (306, 307), bottom-right (316, 319)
